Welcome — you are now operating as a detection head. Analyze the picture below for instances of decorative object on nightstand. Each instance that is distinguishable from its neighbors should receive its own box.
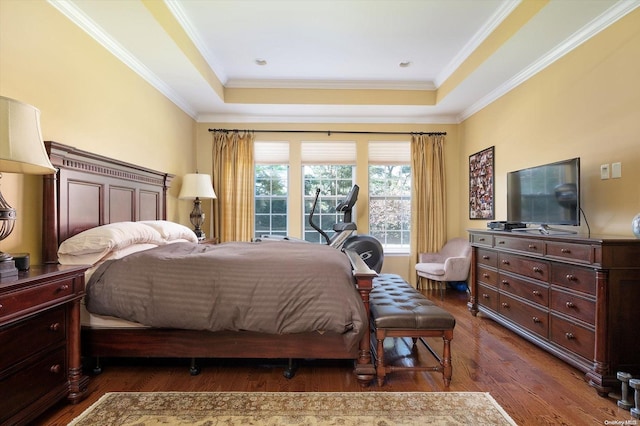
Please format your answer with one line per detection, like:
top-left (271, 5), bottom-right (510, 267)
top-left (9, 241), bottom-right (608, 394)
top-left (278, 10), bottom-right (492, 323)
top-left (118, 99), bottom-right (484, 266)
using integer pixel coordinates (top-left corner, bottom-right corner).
top-left (11, 252), bottom-right (30, 271)
top-left (632, 213), bottom-right (640, 238)
top-left (179, 172), bottom-right (216, 241)
top-left (0, 96), bottom-right (56, 281)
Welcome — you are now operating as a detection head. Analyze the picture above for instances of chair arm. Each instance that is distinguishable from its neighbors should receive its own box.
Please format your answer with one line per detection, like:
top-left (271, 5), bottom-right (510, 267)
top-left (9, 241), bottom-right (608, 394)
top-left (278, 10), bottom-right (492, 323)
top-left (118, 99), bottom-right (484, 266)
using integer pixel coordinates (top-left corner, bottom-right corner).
top-left (443, 256), bottom-right (471, 281)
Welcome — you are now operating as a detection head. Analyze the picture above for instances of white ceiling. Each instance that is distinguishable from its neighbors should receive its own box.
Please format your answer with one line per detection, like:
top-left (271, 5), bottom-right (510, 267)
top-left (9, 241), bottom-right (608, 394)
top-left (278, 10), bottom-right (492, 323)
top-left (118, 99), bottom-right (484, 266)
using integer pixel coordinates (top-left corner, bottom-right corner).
top-left (48, 0), bottom-right (638, 124)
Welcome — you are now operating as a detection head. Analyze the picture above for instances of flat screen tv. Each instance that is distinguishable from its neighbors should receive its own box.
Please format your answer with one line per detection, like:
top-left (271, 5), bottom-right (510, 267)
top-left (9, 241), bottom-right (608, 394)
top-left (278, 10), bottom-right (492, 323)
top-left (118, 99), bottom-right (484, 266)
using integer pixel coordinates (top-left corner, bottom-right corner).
top-left (507, 158), bottom-right (580, 233)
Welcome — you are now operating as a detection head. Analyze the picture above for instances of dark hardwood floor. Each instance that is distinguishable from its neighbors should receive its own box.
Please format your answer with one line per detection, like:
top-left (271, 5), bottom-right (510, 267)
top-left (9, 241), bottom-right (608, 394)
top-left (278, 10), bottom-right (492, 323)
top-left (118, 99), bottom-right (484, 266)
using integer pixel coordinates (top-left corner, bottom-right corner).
top-left (37, 287), bottom-right (634, 425)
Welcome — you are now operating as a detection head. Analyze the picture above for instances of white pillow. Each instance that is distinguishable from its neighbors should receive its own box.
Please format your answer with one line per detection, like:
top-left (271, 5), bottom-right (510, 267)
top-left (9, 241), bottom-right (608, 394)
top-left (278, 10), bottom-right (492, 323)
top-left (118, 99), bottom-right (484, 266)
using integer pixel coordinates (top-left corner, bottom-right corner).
top-left (140, 220), bottom-right (198, 243)
top-left (58, 221), bottom-right (164, 257)
top-left (58, 242), bottom-right (159, 266)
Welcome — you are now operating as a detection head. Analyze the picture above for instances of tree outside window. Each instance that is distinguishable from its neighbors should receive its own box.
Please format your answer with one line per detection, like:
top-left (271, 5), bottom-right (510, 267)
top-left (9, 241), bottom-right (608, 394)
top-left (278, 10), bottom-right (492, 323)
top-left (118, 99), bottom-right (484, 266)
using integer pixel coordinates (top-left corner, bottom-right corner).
top-left (254, 165), bottom-right (288, 239)
top-left (303, 165), bottom-right (355, 243)
top-left (369, 165), bottom-right (411, 253)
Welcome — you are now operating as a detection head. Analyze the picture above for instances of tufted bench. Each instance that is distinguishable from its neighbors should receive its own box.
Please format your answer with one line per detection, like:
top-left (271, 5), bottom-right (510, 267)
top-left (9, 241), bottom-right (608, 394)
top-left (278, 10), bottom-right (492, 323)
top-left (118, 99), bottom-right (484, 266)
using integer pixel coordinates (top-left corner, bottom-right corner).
top-left (369, 273), bottom-right (456, 386)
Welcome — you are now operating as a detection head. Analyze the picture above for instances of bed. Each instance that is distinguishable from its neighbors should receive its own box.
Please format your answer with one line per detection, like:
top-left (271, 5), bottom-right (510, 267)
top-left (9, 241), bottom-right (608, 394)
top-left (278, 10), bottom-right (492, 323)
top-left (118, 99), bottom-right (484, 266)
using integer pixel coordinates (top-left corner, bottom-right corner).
top-left (42, 141), bottom-right (376, 386)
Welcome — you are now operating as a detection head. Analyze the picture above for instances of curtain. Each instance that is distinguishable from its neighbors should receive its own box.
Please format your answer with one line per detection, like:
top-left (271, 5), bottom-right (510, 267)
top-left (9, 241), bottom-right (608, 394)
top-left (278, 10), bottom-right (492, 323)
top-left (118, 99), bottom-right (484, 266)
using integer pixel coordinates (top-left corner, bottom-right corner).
top-left (410, 134), bottom-right (446, 289)
top-left (211, 130), bottom-right (255, 242)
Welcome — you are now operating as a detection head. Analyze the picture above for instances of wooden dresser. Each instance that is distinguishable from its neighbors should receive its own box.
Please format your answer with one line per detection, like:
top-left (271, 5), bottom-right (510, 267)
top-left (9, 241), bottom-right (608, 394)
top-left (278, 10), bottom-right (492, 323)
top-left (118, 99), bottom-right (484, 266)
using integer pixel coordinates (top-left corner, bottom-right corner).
top-left (0, 264), bottom-right (89, 426)
top-left (467, 229), bottom-right (640, 396)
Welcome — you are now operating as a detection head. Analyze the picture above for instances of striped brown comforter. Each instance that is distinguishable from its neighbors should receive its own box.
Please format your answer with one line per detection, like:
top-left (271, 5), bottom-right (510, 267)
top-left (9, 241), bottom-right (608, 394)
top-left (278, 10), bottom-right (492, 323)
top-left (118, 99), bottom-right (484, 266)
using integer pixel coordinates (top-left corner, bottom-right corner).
top-left (85, 241), bottom-right (367, 349)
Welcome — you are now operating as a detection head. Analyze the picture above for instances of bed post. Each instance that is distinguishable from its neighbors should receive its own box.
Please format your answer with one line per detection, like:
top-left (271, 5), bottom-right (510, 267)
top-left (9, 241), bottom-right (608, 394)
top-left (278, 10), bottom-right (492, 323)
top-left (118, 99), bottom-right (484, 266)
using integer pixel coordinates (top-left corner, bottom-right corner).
top-left (42, 141), bottom-right (59, 264)
top-left (345, 249), bottom-right (377, 387)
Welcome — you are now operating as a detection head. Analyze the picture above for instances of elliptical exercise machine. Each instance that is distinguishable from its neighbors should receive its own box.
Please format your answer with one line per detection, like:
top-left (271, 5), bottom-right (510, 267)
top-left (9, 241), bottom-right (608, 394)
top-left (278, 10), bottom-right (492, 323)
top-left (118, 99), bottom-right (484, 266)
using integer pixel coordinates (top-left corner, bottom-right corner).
top-left (258, 185), bottom-right (383, 379)
top-left (308, 185), bottom-right (384, 273)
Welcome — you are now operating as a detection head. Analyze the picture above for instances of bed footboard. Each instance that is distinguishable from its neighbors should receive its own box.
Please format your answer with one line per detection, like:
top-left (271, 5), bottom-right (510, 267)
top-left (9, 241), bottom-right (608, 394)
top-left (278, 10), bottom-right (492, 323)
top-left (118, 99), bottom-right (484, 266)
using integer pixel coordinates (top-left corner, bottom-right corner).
top-left (347, 249), bottom-right (377, 385)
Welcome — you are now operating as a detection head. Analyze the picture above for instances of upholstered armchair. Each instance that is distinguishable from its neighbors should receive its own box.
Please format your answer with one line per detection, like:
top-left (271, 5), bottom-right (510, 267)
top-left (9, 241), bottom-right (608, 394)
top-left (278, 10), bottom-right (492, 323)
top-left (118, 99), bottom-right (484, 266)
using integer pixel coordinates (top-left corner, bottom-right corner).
top-left (415, 238), bottom-right (472, 296)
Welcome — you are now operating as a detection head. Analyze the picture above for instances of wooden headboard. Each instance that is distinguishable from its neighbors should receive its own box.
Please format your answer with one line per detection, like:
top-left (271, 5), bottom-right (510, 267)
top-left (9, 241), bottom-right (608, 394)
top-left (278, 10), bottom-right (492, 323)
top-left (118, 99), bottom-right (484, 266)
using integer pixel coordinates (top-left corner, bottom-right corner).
top-left (42, 141), bottom-right (174, 264)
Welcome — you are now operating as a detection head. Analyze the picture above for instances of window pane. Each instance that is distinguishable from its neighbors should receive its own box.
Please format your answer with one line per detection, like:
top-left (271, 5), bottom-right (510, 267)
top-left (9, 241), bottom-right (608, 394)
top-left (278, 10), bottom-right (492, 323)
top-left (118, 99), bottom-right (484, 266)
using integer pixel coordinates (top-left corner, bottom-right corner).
top-left (254, 165), bottom-right (288, 239)
top-left (303, 165), bottom-right (355, 242)
top-left (369, 164), bottom-right (411, 253)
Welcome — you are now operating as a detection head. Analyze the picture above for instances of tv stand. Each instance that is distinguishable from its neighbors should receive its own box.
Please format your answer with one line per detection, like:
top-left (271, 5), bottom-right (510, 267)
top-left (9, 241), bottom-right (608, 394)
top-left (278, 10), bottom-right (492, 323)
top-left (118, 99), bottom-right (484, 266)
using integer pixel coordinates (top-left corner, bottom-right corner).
top-left (537, 224), bottom-right (578, 235)
top-left (511, 224), bottom-right (577, 235)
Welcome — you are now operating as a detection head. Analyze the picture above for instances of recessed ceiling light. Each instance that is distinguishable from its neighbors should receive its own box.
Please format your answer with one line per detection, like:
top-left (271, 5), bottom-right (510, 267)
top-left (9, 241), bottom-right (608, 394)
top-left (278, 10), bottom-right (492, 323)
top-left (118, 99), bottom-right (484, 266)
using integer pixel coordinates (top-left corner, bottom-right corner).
top-left (255, 58), bottom-right (267, 66)
top-left (399, 61), bottom-right (411, 68)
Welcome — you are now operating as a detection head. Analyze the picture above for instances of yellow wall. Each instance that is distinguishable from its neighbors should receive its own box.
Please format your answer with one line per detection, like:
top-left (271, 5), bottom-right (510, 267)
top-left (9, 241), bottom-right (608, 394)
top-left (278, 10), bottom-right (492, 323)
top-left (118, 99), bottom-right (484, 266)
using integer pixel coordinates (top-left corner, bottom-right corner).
top-left (460, 8), bottom-right (640, 237)
top-left (0, 0), bottom-right (196, 264)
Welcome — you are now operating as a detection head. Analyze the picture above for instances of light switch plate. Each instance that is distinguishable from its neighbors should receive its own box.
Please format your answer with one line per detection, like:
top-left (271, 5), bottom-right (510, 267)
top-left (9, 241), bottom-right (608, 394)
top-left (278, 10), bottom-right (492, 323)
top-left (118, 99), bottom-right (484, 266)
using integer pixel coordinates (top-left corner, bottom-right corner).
top-left (600, 164), bottom-right (610, 180)
top-left (612, 162), bottom-right (622, 178)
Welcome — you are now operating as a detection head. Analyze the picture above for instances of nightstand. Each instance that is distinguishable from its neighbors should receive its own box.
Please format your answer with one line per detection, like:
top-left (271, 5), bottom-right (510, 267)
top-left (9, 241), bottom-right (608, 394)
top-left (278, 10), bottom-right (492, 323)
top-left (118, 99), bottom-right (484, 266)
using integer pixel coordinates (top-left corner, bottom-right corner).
top-left (0, 264), bottom-right (89, 426)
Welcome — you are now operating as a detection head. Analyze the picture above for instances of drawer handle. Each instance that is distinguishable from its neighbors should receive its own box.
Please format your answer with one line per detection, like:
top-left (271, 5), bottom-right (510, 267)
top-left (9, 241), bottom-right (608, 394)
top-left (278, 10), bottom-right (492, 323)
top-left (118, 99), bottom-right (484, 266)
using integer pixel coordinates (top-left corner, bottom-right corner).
top-left (50, 364), bottom-right (62, 374)
top-left (501, 302), bottom-right (510, 309)
top-left (498, 240), bottom-right (505, 245)
top-left (482, 293), bottom-right (490, 299)
top-left (565, 301), bottom-right (576, 309)
top-left (479, 238), bottom-right (485, 242)
top-left (528, 244), bottom-right (537, 249)
top-left (532, 316), bottom-right (541, 323)
top-left (566, 274), bottom-right (577, 281)
top-left (532, 290), bottom-right (541, 296)
top-left (49, 322), bottom-right (61, 332)
top-left (501, 260), bottom-right (510, 265)
top-left (561, 248), bottom-right (571, 253)
top-left (501, 280), bottom-right (509, 286)
top-left (58, 284), bottom-right (70, 292)
top-left (482, 255), bottom-right (490, 260)
top-left (565, 332), bottom-right (575, 340)
top-left (532, 266), bottom-right (542, 273)
top-left (482, 273), bottom-right (490, 278)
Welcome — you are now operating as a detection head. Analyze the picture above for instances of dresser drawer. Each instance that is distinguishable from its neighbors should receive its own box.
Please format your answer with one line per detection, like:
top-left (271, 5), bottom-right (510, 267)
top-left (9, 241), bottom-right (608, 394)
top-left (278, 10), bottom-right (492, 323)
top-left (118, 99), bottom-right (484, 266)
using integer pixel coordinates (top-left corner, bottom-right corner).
top-left (477, 248), bottom-right (497, 268)
top-left (550, 288), bottom-right (595, 325)
top-left (478, 284), bottom-right (499, 312)
top-left (550, 264), bottom-right (596, 296)
top-left (495, 236), bottom-right (544, 255)
top-left (471, 234), bottom-right (493, 247)
top-left (550, 314), bottom-right (595, 361)
top-left (498, 253), bottom-right (549, 282)
top-left (498, 293), bottom-right (548, 338)
top-left (0, 307), bottom-right (66, 368)
top-left (546, 241), bottom-right (593, 264)
top-left (498, 272), bottom-right (548, 307)
top-left (0, 278), bottom-right (74, 321)
top-left (477, 265), bottom-right (498, 288)
top-left (0, 347), bottom-right (67, 424)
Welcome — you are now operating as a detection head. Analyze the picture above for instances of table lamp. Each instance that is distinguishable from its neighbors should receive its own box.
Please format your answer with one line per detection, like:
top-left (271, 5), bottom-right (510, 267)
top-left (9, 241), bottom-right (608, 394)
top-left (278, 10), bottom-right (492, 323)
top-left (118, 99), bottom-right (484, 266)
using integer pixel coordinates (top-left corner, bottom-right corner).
top-left (0, 96), bottom-right (56, 280)
top-left (178, 172), bottom-right (216, 240)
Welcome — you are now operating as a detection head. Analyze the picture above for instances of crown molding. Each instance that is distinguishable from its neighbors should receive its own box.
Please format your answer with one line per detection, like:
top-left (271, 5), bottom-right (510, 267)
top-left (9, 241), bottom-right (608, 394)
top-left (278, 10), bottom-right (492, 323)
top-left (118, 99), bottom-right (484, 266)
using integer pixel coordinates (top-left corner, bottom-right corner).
top-left (459, 0), bottom-right (640, 122)
top-left (47, 0), bottom-right (197, 119)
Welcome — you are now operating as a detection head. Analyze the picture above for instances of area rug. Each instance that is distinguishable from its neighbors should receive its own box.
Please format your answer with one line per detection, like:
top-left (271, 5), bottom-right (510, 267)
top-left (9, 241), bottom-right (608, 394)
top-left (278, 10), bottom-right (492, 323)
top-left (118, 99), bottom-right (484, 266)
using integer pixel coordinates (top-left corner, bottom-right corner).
top-left (68, 391), bottom-right (517, 425)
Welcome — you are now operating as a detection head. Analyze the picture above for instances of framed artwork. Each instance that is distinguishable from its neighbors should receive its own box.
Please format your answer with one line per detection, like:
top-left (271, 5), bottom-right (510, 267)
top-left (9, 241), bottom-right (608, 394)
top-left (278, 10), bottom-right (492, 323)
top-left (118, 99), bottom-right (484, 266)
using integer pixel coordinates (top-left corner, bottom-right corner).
top-left (469, 146), bottom-right (494, 220)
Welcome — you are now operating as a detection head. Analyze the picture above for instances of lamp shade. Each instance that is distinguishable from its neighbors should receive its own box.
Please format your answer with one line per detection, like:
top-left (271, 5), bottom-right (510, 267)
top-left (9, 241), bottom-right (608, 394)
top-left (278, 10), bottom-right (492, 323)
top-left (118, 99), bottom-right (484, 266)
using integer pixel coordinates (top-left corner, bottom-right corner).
top-left (0, 96), bottom-right (56, 175)
top-left (179, 173), bottom-right (216, 200)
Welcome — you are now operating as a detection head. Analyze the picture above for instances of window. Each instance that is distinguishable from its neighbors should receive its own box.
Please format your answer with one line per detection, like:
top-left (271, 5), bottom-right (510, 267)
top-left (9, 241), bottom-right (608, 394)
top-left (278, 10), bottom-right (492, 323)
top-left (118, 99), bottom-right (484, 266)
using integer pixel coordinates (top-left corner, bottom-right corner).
top-left (254, 142), bottom-right (289, 239)
top-left (368, 141), bottom-right (411, 253)
top-left (303, 165), bottom-right (355, 243)
top-left (301, 141), bottom-right (356, 243)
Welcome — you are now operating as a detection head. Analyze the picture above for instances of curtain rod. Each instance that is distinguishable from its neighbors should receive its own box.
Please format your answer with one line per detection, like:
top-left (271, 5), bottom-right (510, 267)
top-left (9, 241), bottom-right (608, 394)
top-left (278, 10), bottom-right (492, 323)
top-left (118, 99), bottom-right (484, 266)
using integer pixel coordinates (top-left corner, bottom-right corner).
top-left (208, 128), bottom-right (446, 137)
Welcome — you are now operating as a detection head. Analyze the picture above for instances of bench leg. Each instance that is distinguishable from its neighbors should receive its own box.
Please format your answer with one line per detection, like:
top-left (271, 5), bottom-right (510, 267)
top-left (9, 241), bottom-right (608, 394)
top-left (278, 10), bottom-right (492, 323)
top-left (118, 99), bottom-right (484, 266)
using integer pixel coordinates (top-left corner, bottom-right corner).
top-left (442, 329), bottom-right (453, 386)
top-left (376, 333), bottom-right (387, 386)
